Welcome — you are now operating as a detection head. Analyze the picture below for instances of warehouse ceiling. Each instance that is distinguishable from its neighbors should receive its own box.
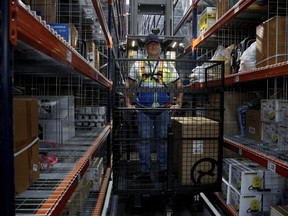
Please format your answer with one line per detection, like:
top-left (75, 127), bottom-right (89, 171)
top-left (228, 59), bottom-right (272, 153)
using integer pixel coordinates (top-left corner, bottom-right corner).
top-left (52, 0), bottom-right (288, 56)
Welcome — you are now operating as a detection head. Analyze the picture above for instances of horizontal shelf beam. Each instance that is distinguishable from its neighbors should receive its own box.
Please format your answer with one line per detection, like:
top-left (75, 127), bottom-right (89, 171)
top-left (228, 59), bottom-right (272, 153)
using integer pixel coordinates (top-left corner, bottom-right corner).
top-left (224, 137), bottom-right (288, 178)
top-left (10, 1), bottom-right (112, 89)
top-left (192, 0), bottom-right (255, 50)
top-left (225, 62), bottom-right (288, 85)
top-left (36, 126), bottom-right (111, 216)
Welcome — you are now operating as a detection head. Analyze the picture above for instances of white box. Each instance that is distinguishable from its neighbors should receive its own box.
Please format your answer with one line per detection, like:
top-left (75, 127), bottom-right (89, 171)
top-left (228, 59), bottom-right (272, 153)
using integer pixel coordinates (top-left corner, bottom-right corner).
top-left (39, 117), bottom-right (75, 144)
top-left (278, 124), bottom-right (288, 150)
top-left (222, 158), bottom-right (256, 183)
top-left (261, 99), bottom-right (284, 123)
top-left (86, 157), bottom-right (103, 192)
top-left (229, 187), bottom-right (282, 216)
top-left (98, 106), bottom-right (106, 115)
top-left (231, 163), bottom-right (285, 194)
top-left (37, 96), bottom-right (75, 120)
top-left (262, 122), bottom-right (279, 145)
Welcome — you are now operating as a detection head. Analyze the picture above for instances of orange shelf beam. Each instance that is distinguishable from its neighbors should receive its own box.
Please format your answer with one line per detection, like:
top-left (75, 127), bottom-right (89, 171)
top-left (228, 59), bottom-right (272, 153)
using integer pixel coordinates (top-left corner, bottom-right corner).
top-left (225, 62), bottom-right (288, 85)
top-left (192, 0), bottom-right (255, 50)
top-left (224, 137), bottom-right (288, 178)
top-left (93, 167), bottom-right (112, 216)
top-left (36, 126), bottom-right (111, 216)
top-left (189, 62), bottom-right (288, 88)
top-left (10, 0), bottom-right (112, 89)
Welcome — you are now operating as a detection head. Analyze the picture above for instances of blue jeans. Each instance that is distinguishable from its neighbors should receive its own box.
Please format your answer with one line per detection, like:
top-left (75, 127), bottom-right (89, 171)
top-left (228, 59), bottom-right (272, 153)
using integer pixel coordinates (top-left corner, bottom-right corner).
top-left (136, 110), bottom-right (170, 172)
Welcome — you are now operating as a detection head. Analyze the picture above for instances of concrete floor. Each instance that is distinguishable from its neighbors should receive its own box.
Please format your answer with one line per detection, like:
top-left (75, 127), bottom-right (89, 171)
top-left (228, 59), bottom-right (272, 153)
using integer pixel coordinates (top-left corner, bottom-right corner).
top-left (108, 193), bottom-right (227, 216)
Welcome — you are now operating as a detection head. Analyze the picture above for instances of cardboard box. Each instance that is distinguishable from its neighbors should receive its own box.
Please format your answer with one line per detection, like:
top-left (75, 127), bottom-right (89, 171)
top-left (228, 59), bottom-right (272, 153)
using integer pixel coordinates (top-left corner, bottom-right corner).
top-left (13, 98), bottom-right (38, 152)
top-left (261, 99), bottom-right (284, 123)
top-left (222, 158), bottom-right (256, 183)
top-left (221, 178), bottom-right (231, 204)
top-left (199, 7), bottom-right (216, 34)
top-left (205, 91), bottom-right (256, 135)
top-left (256, 16), bottom-right (288, 68)
top-left (38, 117), bottom-right (75, 144)
top-left (270, 205), bottom-right (288, 216)
top-left (14, 141), bottom-right (40, 194)
top-left (229, 186), bottom-right (282, 216)
top-left (87, 41), bottom-right (100, 70)
top-left (86, 157), bottom-right (104, 192)
top-left (29, 141), bottom-right (40, 183)
top-left (61, 178), bottom-right (91, 215)
top-left (246, 109), bottom-right (262, 141)
top-left (278, 124), bottom-right (288, 150)
top-left (31, 0), bottom-right (56, 23)
top-left (262, 122), bottom-right (279, 145)
top-left (14, 148), bottom-right (30, 194)
top-left (172, 117), bottom-right (219, 185)
top-left (216, 0), bottom-right (229, 20)
top-left (230, 163), bottom-right (285, 194)
top-left (37, 96), bottom-right (75, 120)
top-left (49, 23), bottom-right (78, 48)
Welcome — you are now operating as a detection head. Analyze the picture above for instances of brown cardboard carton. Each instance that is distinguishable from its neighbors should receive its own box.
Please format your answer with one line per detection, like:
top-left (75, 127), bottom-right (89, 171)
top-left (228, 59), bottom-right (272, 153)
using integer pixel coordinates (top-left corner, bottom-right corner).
top-left (31, 0), bottom-right (57, 23)
top-left (256, 16), bottom-right (288, 67)
top-left (13, 99), bottom-right (29, 152)
top-left (172, 117), bottom-right (219, 185)
top-left (13, 98), bottom-right (38, 152)
top-left (29, 141), bottom-right (40, 183)
top-left (216, 0), bottom-right (229, 20)
top-left (245, 109), bottom-right (262, 141)
top-left (14, 141), bottom-right (40, 194)
top-left (14, 149), bottom-right (30, 194)
top-left (27, 99), bottom-right (39, 143)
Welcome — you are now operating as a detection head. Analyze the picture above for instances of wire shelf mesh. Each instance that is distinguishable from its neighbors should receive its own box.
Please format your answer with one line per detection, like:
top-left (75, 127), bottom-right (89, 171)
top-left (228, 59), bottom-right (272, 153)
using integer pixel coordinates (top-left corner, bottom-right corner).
top-left (112, 58), bottom-right (224, 195)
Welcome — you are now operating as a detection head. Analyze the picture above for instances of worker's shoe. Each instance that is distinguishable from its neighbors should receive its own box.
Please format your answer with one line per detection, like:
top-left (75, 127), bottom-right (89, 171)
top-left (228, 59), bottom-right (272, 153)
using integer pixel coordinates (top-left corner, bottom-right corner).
top-left (132, 172), bottom-right (150, 181)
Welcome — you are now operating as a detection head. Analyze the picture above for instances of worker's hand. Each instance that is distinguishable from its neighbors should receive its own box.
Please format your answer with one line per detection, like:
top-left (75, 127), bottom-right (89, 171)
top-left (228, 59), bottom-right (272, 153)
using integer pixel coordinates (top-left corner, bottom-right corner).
top-left (170, 104), bottom-right (181, 109)
top-left (126, 104), bottom-right (136, 109)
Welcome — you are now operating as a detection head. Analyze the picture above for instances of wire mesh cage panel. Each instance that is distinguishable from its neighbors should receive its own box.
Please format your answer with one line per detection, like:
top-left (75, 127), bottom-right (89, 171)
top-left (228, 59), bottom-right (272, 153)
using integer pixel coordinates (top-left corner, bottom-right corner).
top-left (13, 62), bottom-right (109, 214)
top-left (112, 58), bottom-right (224, 195)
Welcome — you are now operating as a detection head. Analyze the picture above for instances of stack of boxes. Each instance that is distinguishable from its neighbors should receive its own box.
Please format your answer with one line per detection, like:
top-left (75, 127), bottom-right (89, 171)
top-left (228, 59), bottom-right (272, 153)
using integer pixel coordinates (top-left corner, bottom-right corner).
top-left (199, 7), bottom-right (216, 35)
top-left (171, 117), bottom-right (219, 186)
top-left (13, 98), bottom-right (40, 194)
top-left (221, 158), bottom-right (285, 216)
top-left (261, 99), bottom-right (288, 150)
top-left (75, 106), bottom-right (106, 130)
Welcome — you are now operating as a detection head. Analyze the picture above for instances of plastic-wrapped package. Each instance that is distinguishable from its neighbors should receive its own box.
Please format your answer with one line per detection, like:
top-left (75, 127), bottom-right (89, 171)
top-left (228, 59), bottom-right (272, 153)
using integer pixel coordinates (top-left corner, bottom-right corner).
top-left (239, 42), bottom-right (256, 73)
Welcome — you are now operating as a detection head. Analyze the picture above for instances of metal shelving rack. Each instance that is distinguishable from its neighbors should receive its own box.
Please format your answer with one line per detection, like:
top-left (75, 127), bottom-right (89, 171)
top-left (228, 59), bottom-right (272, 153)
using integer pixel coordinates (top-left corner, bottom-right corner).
top-left (1, 0), bottom-right (119, 215)
top-left (172, 0), bottom-right (288, 215)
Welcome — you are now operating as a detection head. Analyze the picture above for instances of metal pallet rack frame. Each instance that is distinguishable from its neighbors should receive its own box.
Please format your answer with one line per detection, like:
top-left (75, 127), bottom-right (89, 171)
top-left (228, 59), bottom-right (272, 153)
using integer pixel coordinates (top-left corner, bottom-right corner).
top-left (1, 0), bottom-right (117, 215)
top-left (178, 0), bottom-right (288, 215)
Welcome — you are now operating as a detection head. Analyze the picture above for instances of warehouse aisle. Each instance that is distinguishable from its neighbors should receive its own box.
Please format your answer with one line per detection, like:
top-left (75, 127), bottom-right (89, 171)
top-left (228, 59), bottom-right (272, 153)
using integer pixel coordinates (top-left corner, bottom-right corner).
top-left (108, 193), bottom-right (226, 216)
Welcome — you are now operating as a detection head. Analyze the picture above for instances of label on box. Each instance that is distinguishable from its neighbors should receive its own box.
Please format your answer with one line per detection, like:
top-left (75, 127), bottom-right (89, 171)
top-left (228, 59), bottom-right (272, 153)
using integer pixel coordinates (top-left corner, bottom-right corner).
top-left (193, 140), bottom-right (203, 154)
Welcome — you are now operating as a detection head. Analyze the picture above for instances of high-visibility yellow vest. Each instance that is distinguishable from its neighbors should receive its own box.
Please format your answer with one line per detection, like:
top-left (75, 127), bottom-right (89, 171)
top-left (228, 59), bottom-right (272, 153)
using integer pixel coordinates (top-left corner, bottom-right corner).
top-left (139, 61), bottom-right (166, 87)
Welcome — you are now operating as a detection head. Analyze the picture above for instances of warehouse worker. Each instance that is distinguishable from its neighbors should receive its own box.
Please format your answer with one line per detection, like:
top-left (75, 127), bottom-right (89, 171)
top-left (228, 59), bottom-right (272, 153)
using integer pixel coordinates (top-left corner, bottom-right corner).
top-left (124, 33), bottom-right (183, 180)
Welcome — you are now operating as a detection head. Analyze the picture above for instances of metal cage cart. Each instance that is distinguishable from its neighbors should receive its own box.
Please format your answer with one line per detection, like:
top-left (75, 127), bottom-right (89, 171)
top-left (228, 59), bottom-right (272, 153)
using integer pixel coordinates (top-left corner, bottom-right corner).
top-left (112, 58), bottom-right (224, 213)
